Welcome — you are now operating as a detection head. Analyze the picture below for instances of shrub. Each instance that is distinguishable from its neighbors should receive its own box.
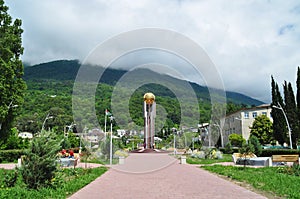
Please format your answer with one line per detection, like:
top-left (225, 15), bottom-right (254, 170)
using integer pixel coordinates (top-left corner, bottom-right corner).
top-left (277, 164), bottom-right (300, 176)
top-left (229, 133), bottom-right (246, 147)
top-left (20, 131), bottom-right (61, 189)
top-left (224, 142), bottom-right (233, 154)
top-left (114, 150), bottom-right (128, 158)
top-left (0, 149), bottom-right (26, 163)
top-left (215, 151), bottom-right (223, 159)
top-left (191, 151), bottom-right (205, 159)
top-left (190, 149), bottom-right (223, 159)
top-left (249, 136), bottom-right (262, 156)
top-left (3, 169), bottom-right (18, 187)
top-left (239, 142), bottom-right (255, 167)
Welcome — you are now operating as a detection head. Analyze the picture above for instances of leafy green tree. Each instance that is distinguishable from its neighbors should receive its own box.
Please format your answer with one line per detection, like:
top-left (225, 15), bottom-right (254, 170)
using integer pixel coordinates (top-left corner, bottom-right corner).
top-left (16, 114), bottom-right (40, 136)
top-left (20, 131), bottom-right (61, 189)
top-left (0, 0), bottom-right (26, 140)
top-left (271, 76), bottom-right (286, 145)
top-left (250, 115), bottom-right (273, 145)
top-left (4, 127), bottom-right (28, 149)
top-left (229, 133), bottom-right (245, 147)
top-left (67, 132), bottom-right (79, 148)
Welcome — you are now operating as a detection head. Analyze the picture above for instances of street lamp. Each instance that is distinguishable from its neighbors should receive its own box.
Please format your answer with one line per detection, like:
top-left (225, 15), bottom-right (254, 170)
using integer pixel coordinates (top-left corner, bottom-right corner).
top-left (172, 127), bottom-right (177, 155)
top-left (272, 104), bottom-right (293, 149)
top-left (65, 122), bottom-right (76, 137)
top-left (213, 124), bottom-right (223, 148)
top-left (109, 115), bottom-right (114, 165)
top-left (41, 113), bottom-right (54, 131)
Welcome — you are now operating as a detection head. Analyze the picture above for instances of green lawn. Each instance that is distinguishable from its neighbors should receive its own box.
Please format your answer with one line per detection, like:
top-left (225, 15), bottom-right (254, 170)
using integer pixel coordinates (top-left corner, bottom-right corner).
top-left (186, 154), bottom-right (232, 164)
top-left (0, 166), bottom-right (108, 199)
top-left (202, 165), bottom-right (300, 199)
top-left (81, 157), bottom-right (119, 165)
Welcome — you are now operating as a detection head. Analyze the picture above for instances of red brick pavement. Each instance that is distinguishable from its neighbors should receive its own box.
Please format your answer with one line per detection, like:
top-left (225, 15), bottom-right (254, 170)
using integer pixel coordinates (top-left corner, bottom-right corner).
top-left (69, 153), bottom-right (267, 199)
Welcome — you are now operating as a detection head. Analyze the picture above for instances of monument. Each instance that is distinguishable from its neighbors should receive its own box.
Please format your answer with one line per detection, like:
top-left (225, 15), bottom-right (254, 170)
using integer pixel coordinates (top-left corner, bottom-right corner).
top-left (143, 92), bottom-right (156, 149)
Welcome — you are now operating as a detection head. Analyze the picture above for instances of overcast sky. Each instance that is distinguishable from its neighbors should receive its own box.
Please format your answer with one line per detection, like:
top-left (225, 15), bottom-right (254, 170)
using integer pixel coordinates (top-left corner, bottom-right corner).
top-left (6, 0), bottom-right (300, 103)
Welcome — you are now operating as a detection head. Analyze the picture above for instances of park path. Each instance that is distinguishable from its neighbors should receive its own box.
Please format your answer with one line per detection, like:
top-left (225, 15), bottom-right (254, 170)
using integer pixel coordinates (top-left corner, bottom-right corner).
top-left (69, 153), bottom-right (267, 199)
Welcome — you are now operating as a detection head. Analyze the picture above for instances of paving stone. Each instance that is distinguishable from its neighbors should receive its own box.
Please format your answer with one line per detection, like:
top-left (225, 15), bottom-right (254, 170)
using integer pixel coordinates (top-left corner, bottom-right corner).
top-left (69, 153), bottom-right (267, 199)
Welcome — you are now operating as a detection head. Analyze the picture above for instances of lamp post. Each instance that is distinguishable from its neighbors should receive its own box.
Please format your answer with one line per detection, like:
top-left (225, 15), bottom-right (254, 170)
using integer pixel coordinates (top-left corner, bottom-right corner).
top-left (41, 113), bottom-right (54, 131)
top-left (109, 115), bottom-right (114, 165)
top-left (213, 124), bottom-right (223, 148)
top-left (172, 127), bottom-right (177, 155)
top-left (65, 122), bottom-right (76, 137)
top-left (183, 131), bottom-right (187, 149)
top-left (272, 104), bottom-right (293, 149)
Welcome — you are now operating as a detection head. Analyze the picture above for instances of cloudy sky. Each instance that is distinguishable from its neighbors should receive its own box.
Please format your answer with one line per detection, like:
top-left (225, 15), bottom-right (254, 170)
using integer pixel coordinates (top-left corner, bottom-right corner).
top-left (6, 0), bottom-right (300, 103)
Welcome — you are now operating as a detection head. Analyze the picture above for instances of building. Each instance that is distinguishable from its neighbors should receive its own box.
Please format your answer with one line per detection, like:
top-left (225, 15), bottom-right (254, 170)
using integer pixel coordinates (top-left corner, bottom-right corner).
top-left (222, 104), bottom-right (272, 145)
top-left (18, 132), bottom-right (33, 139)
top-left (117, 129), bottom-right (127, 137)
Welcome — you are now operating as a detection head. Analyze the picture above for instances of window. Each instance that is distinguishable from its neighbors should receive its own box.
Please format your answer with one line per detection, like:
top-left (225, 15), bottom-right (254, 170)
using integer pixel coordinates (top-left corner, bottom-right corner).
top-left (244, 112), bottom-right (249, 119)
top-left (252, 112), bottom-right (257, 118)
top-left (262, 112), bottom-right (267, 116)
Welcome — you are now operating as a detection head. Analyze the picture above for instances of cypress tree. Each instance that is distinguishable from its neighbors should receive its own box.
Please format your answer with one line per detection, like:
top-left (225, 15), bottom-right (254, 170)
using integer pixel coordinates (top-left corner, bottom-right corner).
top-left (284, 81), bottom-right (299, 148)
top-left (296, 67), bottom-right (300, 146)
top-left (271, 76), bottom-right (286, 145)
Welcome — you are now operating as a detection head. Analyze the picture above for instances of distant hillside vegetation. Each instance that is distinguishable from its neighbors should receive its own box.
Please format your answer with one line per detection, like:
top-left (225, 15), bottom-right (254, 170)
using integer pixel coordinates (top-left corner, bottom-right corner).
top-left (24, 59), bottom-right (264, 106)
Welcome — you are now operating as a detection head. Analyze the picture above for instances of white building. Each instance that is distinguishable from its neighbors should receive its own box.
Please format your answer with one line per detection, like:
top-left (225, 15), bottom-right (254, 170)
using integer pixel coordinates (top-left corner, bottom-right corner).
top-left (222, 104), bottom-right (272, 145)
top-left (18, 132), bottom-right (33, 139)
top-left (117, 129), bottom-right (126, 137)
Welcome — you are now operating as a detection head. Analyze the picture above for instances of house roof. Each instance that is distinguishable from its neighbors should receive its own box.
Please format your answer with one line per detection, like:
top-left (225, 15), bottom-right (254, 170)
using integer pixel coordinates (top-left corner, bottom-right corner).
top-left (225, 103), bottom-right (271, 117)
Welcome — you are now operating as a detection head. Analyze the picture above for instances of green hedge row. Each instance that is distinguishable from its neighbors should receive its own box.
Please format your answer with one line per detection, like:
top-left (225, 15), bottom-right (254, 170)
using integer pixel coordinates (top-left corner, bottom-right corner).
top-left (219, 147), bottom-right (240, 154)
top-left (260, 149), bottom-right (300, 157)
top-left (0, 149), bottom-right (27, 163)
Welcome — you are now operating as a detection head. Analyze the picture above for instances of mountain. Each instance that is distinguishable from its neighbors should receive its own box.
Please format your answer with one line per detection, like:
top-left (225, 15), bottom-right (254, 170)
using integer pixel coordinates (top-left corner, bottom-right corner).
top-left (24, 60), bottom-right (264, 106)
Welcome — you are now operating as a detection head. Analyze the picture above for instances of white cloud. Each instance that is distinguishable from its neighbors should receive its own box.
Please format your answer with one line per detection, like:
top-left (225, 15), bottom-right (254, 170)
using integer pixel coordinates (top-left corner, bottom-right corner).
top-left (6, 0), bottom-right (300, 102)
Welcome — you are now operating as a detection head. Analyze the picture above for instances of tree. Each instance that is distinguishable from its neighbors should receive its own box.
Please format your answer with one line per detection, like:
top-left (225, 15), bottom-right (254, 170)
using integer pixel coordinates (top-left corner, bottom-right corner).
top-left (271, 76), bottom-right (286, 145)
top-left (297, 67), bottom-right (300, 118)
top-left (296, 66), bottom-right (300, 146)
top-left (0, 0), bottom-right (26, 140)
top-left (248, 135), bottom-right (262, 156)
top-left (20, 131), bottom-right (61, 189)
top-left (283, 81), bottom-right (299, 148)
top-left (250, 115), bottom-right (273, 145)
top-left (239, 142), bottom-right (255, 168)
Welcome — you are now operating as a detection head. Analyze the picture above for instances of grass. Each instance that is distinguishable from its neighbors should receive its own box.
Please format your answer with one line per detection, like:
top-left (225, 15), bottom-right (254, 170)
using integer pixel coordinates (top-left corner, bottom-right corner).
top-left (202, 165), bottom-right (300, 199)
top-left (186, 154), bottom-right (232, 164)
top-left (81, 157), bottom-right (119, 165)
top-left (0, 166), bottom-right (108, 199)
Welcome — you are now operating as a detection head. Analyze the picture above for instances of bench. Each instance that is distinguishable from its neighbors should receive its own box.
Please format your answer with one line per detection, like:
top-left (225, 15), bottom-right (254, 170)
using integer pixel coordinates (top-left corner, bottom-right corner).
top-left (272, 154), bottom-right (299, 165)
top-left (59, 157), bottom-right (79, 168)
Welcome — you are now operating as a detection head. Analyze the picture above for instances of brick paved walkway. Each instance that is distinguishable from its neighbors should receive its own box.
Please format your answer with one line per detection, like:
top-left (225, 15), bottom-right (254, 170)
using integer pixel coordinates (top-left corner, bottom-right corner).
top-left (69, 153), bottom-right (267, 199)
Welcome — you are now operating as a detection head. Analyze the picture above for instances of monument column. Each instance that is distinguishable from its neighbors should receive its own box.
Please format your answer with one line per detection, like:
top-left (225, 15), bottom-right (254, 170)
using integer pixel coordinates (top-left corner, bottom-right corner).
top-left (143, 93), bottom-right (156, 149)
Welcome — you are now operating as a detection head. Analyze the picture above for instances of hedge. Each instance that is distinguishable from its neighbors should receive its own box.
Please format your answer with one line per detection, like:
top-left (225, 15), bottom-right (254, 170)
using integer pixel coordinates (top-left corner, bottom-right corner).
top-left (220, 147), bottom-right (240, 154)
top-left (260, 149), bottom-right (300, 157)
top-left (0, 149), bottom-right (27, 163)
